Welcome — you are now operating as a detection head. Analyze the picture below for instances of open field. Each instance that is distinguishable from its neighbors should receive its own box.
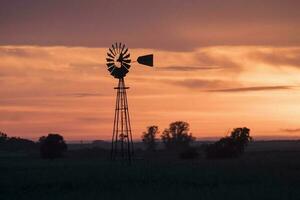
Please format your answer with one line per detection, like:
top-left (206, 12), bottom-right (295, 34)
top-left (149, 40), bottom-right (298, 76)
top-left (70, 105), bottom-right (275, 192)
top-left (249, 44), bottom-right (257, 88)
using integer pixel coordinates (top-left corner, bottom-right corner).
top-left (1, 142), bottom-right (300, 200)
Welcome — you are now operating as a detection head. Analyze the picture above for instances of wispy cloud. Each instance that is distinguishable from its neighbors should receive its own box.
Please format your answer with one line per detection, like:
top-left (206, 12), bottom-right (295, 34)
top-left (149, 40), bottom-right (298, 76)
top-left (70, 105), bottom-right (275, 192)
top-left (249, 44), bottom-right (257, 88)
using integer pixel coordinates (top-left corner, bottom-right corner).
top-left (164, 79), bottom-right (231, 90)
top-left (249, 48), bottom-right (300, 68)
top-left (57, 93), bottom-right (103, 98)
top-left (0, 47), bottom-right (50, 58)
top-left (163, 78), bottom-right (295, 93)
top-left (281, 128), bottom-right (300, 133)
top-left (158, 66), bottom-right (223, 72)
top-left (208, 86), bottom-right (294, 93)
top-left (77, 117), bottom-right (111, 123)
top-left (195, 51), bottom-right (242, 71)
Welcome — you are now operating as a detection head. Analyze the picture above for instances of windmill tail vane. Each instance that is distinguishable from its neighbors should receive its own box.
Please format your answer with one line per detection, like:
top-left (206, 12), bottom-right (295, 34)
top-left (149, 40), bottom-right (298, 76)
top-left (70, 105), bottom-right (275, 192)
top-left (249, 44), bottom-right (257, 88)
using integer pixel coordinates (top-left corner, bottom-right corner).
top-left (105, 42), bottom-right (154, 162)
top-left (137, 54), bottom-right (153, 67)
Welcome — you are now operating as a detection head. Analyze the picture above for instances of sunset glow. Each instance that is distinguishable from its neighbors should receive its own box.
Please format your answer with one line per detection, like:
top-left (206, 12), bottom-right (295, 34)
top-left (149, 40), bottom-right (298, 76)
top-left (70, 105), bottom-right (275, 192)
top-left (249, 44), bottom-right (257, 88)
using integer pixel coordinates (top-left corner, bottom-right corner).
top-left (1, 0), bottom-right (300, 141)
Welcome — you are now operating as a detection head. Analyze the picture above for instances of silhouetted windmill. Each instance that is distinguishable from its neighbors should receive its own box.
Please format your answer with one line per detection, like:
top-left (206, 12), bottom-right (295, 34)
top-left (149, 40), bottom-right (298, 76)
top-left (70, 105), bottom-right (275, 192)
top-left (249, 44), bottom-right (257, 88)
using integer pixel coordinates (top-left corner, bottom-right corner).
top-left (106, 42), bottom-right (153, 162)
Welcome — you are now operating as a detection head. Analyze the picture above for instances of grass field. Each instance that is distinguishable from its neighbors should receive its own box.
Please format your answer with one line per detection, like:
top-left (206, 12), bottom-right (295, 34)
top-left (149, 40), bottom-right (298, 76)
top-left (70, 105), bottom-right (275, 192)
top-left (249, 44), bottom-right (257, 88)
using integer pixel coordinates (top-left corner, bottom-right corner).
top-left (1, 147), bottom-right (300, 200)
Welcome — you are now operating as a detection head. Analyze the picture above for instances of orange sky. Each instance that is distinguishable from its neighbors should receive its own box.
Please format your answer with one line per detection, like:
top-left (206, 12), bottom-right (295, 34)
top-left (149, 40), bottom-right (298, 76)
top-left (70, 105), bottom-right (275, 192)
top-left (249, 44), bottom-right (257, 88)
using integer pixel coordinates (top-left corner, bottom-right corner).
top-left (1, 46), bottom-right (300, 141)
top-left (0, 1), bottom-right (300, 141)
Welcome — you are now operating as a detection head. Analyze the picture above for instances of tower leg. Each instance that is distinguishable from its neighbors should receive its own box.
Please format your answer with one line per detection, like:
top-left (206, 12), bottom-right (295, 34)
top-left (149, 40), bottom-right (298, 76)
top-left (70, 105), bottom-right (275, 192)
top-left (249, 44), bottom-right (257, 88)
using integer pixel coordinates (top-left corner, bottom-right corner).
top-left (111, 78), bottom-right (134, 162)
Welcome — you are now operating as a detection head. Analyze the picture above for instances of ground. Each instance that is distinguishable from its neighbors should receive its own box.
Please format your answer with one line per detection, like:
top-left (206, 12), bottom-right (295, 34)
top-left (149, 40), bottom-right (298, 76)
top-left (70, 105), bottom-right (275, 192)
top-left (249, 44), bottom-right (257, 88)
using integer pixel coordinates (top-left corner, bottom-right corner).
top-left (1, 143), bottom-right (300, 200)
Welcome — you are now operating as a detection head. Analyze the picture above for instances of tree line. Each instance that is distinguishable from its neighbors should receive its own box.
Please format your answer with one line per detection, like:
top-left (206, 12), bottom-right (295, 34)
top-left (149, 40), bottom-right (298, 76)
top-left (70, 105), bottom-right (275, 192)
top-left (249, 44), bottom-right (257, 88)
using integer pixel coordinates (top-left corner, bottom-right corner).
top-left (0, 132), bottom-right (67, 159)
top-left (0, 121), bottom-right (252, 159)
top-left (142, 121), bottom-right (252, 159)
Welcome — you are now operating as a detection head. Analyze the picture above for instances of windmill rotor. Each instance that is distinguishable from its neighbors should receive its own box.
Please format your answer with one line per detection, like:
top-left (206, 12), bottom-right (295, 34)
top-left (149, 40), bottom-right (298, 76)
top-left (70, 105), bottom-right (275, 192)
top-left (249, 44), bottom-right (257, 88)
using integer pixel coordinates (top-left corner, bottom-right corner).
top-left (106, 43), bottom-right (131, 79)
top-left (106, 42), bottom-right (154, 79)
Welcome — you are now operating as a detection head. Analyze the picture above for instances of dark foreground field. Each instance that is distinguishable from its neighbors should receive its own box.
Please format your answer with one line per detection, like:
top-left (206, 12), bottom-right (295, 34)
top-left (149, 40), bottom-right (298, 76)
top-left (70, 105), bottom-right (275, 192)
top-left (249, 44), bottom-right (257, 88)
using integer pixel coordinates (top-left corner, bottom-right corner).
top-left (1, 145), bottom-right (300, 200)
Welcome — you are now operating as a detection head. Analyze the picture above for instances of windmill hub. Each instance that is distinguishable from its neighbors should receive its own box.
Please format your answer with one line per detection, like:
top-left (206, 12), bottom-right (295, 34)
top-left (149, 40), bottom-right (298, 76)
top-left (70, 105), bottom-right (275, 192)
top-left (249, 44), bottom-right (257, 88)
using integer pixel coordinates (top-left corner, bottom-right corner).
top-left (105, 42), bottom-right (153, 162)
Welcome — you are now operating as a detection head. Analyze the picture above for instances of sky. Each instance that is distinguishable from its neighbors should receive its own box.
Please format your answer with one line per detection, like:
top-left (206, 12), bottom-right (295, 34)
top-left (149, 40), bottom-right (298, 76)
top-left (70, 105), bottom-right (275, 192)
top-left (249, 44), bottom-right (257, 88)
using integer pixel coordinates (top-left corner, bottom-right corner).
top-left (0, 0), bottom-right (300, 141)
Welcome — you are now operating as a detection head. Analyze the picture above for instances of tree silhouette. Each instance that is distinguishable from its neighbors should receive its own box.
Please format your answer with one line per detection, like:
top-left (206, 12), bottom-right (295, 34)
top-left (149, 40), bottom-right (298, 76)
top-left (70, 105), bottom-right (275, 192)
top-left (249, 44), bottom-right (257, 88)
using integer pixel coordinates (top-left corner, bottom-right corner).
top-left (0, 132), bottom-right (36, 151)
top-left (161, 121), bottom-right (195, 151)
top-left (205, 127), bottom-right (252, 159)
top-left (39, 133), bottom-right (67, 159)
top-left (230, 127), bottom-right (252, 154)
top-left (0, 131), bottom-right (8, 143)
top-left (141, 125), bottom-right (159, 151)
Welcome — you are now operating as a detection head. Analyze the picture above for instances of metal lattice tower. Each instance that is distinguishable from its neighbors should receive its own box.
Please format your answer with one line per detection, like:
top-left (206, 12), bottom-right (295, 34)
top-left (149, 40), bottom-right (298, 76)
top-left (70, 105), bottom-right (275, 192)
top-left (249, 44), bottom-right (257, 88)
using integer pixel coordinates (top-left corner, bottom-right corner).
top-left (111, 78), bottom-right (134, 161)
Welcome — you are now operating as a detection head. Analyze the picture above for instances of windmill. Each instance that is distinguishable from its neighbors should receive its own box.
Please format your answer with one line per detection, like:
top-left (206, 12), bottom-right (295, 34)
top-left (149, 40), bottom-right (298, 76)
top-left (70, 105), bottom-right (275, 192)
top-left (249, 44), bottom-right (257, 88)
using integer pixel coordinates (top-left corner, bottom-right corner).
top-left (106, 42), bottom-right (153, 162)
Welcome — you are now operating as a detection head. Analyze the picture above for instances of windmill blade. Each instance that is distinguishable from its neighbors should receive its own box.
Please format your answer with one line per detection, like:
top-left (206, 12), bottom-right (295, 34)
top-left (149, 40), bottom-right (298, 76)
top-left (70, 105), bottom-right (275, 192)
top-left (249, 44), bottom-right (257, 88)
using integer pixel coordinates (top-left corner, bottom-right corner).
top-left (121, 44), bottom-right (125, 54)
top-left (118, 43), bottom-right (122, 52)
top-left (112, 44), bottom-right (117, 55)
top-left (123, 59), bottom-right (131, 64)
top-left (109, 48), bottom-right (115, 56)
top-left (123, 53), bottom-right (130, 59)
top-left (106, 58), bottom-right (114, 62)
top-left (123, 48), bottom-right (128, 55)
top-left (119, 66), bottom-right (129, 74)
top-left (122, 62), bottom-right (131, 69)
top-left (106, 62), bottom-right (114, 68)
top-left (110, 67), bottom-right (116, 75)
top-left (137, 54), bottom-right (153, 67)
top-left (107, 53), bottom-right (114, 59)
top-left (107, 66), bottom-right (115, 72)
top-left (115, 42), bottom-right (119, 53)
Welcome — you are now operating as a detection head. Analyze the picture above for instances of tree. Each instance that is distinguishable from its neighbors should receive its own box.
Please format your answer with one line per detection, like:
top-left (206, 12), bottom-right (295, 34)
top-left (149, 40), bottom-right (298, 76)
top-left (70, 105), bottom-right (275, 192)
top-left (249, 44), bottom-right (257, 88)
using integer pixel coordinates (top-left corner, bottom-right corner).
top-left (39, 133), bottom-right (67, 159)
top-left (141, 126), bottom-right (159, 151)
top-left (205, 127), bottom-right (252, 159)
top-left (230, 127), bottom-right (252, 154)
top-left (161, 121), bottom-right (195, 150)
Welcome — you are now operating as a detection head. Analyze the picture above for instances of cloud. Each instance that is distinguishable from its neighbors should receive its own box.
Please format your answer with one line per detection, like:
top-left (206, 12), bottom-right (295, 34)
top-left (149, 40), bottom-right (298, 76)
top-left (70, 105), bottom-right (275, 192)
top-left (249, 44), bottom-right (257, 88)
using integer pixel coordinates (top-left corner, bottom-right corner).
top-left (164, 79), bottom-right (232, 90)
top-left (195, 51), bottom-right (242, 71)
top-left (281, 128), bottom-right (300, 133)
top-left (166, 77), bottom-right (295, 93)
top-left (77, 117), bottom-right (111, 123)
top-left (158, 66), bottom-right (223, 72)
top-left (249, 48), bottom-right (300, 68)
top-left (57, 92), bottom-right (104, 98)
top-left (208, 86), bottom-right (294, 93)
top-left (70, 63), bottom-right (102, 73)
top-left (0, 1), bottom-right (299, 50)
top-left (0, 47), bottom-right (50, 58)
